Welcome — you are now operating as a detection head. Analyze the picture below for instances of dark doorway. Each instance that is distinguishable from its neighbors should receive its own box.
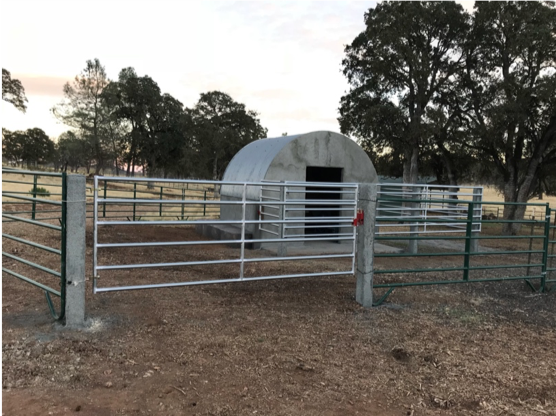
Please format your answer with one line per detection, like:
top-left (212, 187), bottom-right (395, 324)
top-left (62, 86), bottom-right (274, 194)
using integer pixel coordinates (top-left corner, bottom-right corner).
top-left (305, 167), bottom-right (342, 236)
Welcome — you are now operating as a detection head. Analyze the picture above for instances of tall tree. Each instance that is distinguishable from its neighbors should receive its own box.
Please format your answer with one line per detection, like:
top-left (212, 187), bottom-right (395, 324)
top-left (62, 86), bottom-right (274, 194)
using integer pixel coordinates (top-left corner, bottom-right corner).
top-left (188, 91), bottom-right (267, 179)
top-left (56, 131), bottom-right (91, 172)
top-left (52, 59), bottom-right (111, 174)
top-left (339, 1), bottom-right (469, 183)
top-left (2, 69), bottom-right (28, 112)
top-left (102, 67), bottom-right (189, 177)
top-left (463, 1), bottom-right (556, 234)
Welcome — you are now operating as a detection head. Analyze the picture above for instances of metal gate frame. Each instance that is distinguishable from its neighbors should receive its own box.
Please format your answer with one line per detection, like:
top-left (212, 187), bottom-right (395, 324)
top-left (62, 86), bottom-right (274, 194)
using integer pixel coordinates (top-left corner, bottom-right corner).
top-left (92, 176), bottom-right (359, 293)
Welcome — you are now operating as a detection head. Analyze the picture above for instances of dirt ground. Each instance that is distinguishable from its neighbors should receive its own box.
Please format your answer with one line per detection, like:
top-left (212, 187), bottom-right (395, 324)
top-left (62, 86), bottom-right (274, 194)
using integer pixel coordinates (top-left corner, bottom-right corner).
top-left (2, 219), bottom-right (556, 416)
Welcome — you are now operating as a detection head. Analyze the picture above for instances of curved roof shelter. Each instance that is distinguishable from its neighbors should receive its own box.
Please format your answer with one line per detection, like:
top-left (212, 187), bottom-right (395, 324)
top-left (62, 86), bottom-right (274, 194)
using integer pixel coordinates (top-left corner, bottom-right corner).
top-left (222, 131), bottom-right (377, 200)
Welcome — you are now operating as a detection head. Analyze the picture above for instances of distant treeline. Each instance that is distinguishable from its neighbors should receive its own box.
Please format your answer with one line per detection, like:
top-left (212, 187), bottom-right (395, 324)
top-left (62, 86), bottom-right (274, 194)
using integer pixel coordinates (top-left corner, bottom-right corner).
top-left (3, 62), bottom-right (268, 179)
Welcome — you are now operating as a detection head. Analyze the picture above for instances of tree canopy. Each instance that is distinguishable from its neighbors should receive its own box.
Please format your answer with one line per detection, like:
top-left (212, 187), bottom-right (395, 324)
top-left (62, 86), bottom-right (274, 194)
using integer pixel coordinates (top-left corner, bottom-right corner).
top-left (49, 61), bottom-right (268, 179)
top-left (52, 59), bottom-right (113, 174)
top-left (2, 68), bottom-right (28, 113)
top-left (2, 128), bottom-right (56, 167)
top-left (340, 1), bottom-right (556, 232)
top-left (463, 1), bottom-right (556, 233)
top-left (339, 1), bottom-right (469, 184)
top-left (187, 91), bottom-right (268, 179)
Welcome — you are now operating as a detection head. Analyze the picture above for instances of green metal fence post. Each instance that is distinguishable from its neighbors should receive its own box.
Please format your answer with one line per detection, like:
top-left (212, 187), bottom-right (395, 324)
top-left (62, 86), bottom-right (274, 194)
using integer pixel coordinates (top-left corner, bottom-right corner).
top-left (102, 180), bottom-right (107, 218)
top-left (526, 220), bottom-right (535, 277)
top-left (203, 190), bottom-right (207, 216)
top-left (463, 200), bottom-right (474, 281)
top-left (181, 188), bottom-right (185, 220)
top-left (540, 205), bottom-right (551, 292)
top-left (133, 183), bottom-right (137, 221)
top-left (46, 171), bottom-right (67, 320)
top-left (550, 211), bottom-right (556, 281)
top-left (159, 187), bottom-right (163, 217)
top-left (32, 175), bottom-right (38, 220)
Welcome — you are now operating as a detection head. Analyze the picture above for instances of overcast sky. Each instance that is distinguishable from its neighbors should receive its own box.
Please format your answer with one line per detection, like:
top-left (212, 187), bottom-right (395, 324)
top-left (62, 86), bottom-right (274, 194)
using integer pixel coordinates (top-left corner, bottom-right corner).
top-left (2, 0), bottom-right (474, 140)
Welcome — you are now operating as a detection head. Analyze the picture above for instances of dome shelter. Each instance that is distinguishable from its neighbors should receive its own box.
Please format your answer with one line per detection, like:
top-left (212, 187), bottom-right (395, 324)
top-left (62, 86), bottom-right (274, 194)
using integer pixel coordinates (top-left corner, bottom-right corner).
top-left (222, 131), bottom-right (377, 198)
top-left (210, 131), bottom-right (378, 248)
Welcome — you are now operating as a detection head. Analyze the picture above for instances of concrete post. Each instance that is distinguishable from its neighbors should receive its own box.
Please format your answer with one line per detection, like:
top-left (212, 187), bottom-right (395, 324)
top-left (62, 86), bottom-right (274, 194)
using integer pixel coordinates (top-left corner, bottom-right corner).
top-left (356, 183), bottom-right (377, 308)
top-left (470, 187), bottom-right (482, 253)
top-left (64, 174), bottom-right (87, 328)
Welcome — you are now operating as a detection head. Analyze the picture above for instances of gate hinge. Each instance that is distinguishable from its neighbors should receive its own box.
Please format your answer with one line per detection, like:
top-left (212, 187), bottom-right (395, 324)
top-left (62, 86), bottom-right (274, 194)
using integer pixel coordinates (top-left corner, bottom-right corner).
top-left (353, 209), bottom-right (364, 226)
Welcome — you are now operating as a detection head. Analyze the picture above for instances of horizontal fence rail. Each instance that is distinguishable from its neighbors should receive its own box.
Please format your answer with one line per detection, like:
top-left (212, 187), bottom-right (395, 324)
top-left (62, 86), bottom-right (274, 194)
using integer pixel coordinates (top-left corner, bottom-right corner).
top-left (1, 168), bottom-right (67, 319)
top-left (86, 177), bottom-right (220, 221)
top-left (93, 176), bottom-right (359, 293)
top-left (260, 181), bottom-right (359, 240)
top-left (376, 183), bottom-right (483, 236)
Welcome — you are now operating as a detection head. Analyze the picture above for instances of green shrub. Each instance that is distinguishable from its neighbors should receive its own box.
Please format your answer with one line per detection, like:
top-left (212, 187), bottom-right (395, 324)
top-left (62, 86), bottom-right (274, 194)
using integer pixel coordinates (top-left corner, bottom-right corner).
top-left (29, 186), bottom-right (50, 197)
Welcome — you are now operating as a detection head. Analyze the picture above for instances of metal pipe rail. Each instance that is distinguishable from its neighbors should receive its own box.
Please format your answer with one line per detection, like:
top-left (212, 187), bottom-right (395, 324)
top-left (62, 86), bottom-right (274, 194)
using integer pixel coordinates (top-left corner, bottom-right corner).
top-left (93, 177), bottom-right (359, 294)
top-left (1, 168), bottom-right (67, 319)
top-left (376, 183), bottom-right (483, 236)
top-left (372, 200), bottom-right (553, 305)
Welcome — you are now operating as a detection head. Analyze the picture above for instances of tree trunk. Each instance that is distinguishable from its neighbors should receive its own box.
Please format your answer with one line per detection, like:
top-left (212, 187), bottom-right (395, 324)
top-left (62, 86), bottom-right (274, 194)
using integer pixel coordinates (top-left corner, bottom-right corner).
top-left (403, 159), bottom-right (411, 184)
top-left (501, 120), bottom-right (551, 235)
top-left (501, 167), bottom-right (519, 235)
top-left (212, 154), bottom-right (218, 180)
top-left (409, 145), bottom-right (419, 184)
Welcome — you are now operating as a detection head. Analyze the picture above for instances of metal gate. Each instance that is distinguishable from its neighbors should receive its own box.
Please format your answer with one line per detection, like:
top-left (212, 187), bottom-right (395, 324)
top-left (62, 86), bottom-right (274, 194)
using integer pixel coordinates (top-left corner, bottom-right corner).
top-left (259, 181), bottom-right (359, 241)
top-left (2, 168), bottom-right (67, 319)
top-left (92, 176), bottom-right (359, 293)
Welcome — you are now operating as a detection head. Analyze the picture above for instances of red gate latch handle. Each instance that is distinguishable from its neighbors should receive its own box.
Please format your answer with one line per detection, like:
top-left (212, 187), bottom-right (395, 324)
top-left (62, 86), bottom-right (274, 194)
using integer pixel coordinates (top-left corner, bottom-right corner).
top-left (353, 209), bottom-right (364, 226)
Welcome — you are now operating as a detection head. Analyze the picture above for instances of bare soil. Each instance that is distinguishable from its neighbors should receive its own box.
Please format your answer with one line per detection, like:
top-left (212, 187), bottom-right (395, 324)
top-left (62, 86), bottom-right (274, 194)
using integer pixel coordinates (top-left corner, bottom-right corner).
top-left (2, 219), bottom-right (556, 416)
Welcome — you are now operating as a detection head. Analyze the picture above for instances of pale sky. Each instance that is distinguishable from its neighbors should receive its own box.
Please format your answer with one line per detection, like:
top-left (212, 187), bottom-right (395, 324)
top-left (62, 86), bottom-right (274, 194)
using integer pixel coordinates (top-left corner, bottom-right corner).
top-left (1, 0), bottom-right (474, 140)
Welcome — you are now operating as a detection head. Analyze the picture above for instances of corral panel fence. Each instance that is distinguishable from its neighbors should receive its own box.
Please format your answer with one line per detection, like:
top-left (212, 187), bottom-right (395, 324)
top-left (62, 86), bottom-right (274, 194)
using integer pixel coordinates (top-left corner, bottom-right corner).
top-left (92, 176), bottom-right (359, 293)
top-left (2, 168), bottom-right (67, 319)
top-left (372, 195), bottom-right (553, 305)
top-left (376, 183), bottom-right (483, 235)
top-left (86, 177), bottom-right (220, 221)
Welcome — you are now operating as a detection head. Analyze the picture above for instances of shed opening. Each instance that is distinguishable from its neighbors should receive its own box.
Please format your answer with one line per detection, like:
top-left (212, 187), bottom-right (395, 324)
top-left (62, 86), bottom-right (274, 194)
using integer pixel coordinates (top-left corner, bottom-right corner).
top-left (305, 167), bottom-right (342, 236)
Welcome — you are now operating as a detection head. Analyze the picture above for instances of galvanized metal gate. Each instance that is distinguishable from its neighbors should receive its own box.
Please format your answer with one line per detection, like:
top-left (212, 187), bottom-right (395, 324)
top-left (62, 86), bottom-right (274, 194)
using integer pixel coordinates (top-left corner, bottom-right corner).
top-left (2, 168), bottom-right (67, 319)
top-left (259, 181), bottom-right (359, 241)
top-left (92, 176), bottom-right (359, 293)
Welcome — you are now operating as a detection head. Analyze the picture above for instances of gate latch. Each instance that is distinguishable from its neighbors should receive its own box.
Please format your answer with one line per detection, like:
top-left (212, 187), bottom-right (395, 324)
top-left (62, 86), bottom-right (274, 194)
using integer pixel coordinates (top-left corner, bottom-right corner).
top-left (353, 209), bottom-right (364, 226)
